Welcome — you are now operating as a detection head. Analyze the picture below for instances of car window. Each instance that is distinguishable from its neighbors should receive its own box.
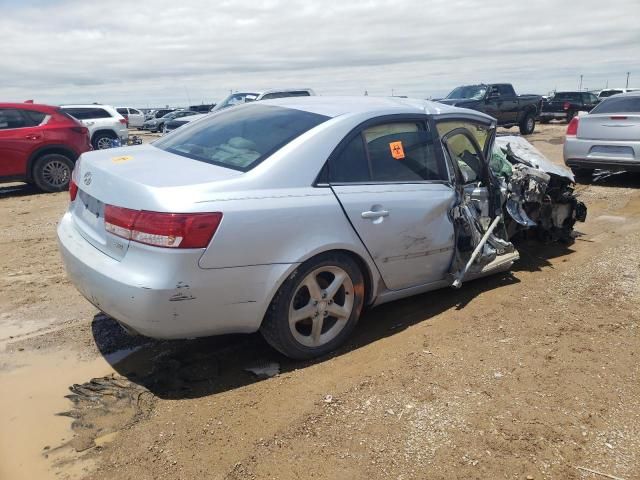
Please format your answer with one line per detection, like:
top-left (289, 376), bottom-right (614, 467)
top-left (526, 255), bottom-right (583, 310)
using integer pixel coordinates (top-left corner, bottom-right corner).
top-left (436, 120), bottom-right (491, 155)
top-left (599, 90), bottom-right (623, 98)
top-left (117, 108), bottom-right (128, 115)
top-left (329, 135), bottom-right (370, 183)
top-left (130, 109), bottom-right (141, 115)
top-left (497, 85), bottom-right (515, 96)
top-left (591, 96), bottom-right (640, 114)
top-left (154, 104), bottom-right (329, 172)
top-left (0, 109), bottom-right (27, 129)
top-left (329, 121), bottom-right (446, 183)
top-left (553, 92), bottom-right (580, 102)
top-left (442, 131), bottom-right (484, 183)
top-left (22, 109), bottom-right (47, 126)
top-left (63, 107), bottom-right (112, 120)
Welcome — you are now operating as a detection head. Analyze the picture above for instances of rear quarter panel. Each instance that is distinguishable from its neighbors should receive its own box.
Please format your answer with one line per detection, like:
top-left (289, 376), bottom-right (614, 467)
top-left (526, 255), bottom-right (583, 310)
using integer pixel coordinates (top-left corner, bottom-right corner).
top-left (198, 186), bottom-right (377, 269)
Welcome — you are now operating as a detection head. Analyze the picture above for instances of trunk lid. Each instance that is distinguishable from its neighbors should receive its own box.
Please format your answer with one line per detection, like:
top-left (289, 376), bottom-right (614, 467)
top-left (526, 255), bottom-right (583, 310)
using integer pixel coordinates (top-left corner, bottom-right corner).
top-left (70, 144), bottom-right (242, 260)
top-left (577, 113), bottom-right (640, 141)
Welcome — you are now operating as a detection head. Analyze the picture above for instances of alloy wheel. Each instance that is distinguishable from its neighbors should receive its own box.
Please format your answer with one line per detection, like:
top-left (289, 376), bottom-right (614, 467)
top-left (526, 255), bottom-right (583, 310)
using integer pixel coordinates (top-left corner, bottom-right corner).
top-left (41, 160), bottom-right (70, 187)
top-left (96, 137), bottom-right (113, 149)
top-left (288, 266), bottom-right (354, 348)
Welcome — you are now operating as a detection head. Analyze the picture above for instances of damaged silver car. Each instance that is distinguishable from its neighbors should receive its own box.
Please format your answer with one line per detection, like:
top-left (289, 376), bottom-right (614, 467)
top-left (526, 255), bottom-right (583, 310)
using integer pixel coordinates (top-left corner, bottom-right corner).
top-left (58, 97), bottom-right (586, 360)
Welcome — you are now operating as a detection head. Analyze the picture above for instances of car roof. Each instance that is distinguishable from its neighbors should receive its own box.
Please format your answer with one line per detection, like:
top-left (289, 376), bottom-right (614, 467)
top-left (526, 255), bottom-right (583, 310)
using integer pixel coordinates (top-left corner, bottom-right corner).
top-left (60, 104), bottom-right (116, 109)
top-left (0, 102), bottom-right (59, 112)
top-left (259, 95), bottom-right (493, 120)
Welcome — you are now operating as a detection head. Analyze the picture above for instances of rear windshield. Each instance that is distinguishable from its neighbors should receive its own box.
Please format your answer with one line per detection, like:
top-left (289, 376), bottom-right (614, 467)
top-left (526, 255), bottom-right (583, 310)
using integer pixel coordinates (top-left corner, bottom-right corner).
top-left (599, 90), bottom-right (623, 98)
top-left (154, 104), bottom-right (329, 171)
top-left (591, 96), bottom-right (640, 114)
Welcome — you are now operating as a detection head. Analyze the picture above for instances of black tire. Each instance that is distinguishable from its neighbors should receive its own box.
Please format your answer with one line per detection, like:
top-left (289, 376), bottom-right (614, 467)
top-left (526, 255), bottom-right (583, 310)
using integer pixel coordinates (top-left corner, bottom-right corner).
top-left (92, 131), bottom-right (117, 150)
top-left (260, 252), bottom-right (365, 360)
top-left (519, 113), bottom-right (536, 135)
top-left (571, 167), bottom-right (594, 183)
top-left (32, 154), bottom-right (74, 192)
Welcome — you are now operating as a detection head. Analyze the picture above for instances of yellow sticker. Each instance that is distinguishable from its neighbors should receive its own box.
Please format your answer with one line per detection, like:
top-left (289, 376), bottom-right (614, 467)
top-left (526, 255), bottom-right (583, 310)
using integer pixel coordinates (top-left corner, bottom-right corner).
top-left (389, 141), bottom-right (405, 160)
top-left (111, 155), bottom-right (133, 163)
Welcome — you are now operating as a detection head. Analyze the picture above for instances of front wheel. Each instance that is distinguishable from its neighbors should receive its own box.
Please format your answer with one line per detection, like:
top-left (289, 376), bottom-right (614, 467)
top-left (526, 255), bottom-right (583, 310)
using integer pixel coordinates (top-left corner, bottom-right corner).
top-left (32, 154), bottom-right (73, 192)
top-left (519, 113), bottom-right (536, 135)
top-left (260, 253), bottom-right (365, 360)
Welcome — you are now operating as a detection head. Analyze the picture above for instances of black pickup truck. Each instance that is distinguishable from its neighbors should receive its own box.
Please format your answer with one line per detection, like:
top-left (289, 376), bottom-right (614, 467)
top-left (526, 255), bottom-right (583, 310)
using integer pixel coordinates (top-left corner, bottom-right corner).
top-left (438, 83), bottom-right (543, 135)
top-left (538, 91), bottom-right (600, 123)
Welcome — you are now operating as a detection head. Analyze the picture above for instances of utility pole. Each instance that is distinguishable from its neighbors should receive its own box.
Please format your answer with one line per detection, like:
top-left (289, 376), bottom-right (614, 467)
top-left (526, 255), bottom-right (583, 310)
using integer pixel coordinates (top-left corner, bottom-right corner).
top-left (579, 75), bottom-right (583, 90)
top-left (626, 72), bottom-right (630, 88)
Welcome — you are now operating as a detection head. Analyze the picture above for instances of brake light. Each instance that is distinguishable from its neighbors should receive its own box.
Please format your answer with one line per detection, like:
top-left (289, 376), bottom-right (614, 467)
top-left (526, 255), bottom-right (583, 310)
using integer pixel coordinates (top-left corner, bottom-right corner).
top-left (69, 179), bottom-right (78, 201)
top-left (610, 116), bottom-right (627, 120)
top-left (71, 126), bottom-right (89, 135)
top-left (119, 118), bottom-right (128, 125)
top-left (566, 116), bottom-right (579, 136)
top-left (563, 101), bottom-right (570, 111)
top-left (104, 205), bottom-right (222, 248)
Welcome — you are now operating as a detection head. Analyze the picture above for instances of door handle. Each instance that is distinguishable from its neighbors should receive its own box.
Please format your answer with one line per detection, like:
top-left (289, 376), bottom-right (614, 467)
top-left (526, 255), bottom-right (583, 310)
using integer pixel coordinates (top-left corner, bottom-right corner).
top-left (25, 134), bottom-right (41, 140)
top-left (361, 210), bottom-right (389, 219)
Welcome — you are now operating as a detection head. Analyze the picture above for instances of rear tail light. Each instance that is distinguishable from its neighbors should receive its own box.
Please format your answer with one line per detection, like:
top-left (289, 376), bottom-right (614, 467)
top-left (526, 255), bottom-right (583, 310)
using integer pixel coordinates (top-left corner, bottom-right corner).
top-left (104, 205), bottom-right (222, 249)
top-left (563, 101), bottom-right (570, 111)
top-left (69, 179), bottom-right (78, 201)
top-left (119, 118), bottom-right (128, 126)
top-left (71, 126), bottom-right (89, 135)
top-left (566, 116), bottom-right (579, 136)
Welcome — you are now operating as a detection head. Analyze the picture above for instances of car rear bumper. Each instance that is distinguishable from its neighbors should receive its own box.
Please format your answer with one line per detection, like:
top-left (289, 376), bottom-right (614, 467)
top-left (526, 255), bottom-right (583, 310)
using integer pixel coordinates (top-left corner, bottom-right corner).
top-left (564, 137), bottom-right (640, 171)
top-left (57, 212), bottom-right (292, 339)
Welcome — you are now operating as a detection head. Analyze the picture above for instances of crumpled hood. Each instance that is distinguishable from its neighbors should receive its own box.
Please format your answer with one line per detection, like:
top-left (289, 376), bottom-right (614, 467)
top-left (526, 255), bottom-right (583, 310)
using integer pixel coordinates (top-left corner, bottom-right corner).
top-left (494, 135), bottom-right (574, 181)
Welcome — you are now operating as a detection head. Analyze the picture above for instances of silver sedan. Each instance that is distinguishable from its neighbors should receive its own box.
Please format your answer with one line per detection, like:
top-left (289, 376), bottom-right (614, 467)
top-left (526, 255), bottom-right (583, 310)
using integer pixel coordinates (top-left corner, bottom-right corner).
top-left (564, 91), bottom-right (640, 179)
top-left (58, 96), bottom-right (585, 359)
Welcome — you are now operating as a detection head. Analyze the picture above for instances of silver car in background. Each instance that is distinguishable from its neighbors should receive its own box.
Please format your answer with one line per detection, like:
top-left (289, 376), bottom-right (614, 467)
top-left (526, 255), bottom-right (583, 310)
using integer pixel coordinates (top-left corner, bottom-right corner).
top-left (58, 97), bottom-right (585, 359)
top-left (564, 91), bottom-right (640, 179)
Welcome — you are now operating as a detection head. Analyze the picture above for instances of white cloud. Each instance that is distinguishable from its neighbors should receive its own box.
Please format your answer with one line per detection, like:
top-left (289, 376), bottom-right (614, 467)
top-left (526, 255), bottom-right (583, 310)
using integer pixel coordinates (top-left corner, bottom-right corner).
top-left (0, 0), bottom-right (638, 106)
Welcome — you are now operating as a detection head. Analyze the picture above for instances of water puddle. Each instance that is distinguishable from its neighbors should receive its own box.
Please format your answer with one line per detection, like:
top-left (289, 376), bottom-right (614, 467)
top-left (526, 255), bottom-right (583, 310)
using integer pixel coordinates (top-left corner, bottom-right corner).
top-left (0, 346), bottom-right (144, 480)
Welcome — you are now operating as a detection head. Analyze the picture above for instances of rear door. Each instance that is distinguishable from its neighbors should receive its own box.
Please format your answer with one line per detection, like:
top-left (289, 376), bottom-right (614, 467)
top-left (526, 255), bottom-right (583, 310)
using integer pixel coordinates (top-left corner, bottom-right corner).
top-left (0, 108), bottom-right (43, 177)
top-left (329, 117), bottom-right (456, 290)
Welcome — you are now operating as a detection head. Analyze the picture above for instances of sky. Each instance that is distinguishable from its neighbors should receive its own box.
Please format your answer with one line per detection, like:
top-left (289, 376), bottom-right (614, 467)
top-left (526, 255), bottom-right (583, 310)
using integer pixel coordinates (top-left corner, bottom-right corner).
top-left (1, 0), bottom-right (639, 107)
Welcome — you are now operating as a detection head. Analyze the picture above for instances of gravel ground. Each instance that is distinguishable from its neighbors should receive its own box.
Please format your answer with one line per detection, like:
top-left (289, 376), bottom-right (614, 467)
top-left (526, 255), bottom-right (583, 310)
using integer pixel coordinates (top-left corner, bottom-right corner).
top-left (1, 124), bottom-right (639, 480)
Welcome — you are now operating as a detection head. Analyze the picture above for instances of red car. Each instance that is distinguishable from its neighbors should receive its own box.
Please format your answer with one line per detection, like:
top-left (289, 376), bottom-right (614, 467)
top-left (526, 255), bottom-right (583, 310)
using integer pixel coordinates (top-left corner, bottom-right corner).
top-left (0, 102), bottom-right (91, 192)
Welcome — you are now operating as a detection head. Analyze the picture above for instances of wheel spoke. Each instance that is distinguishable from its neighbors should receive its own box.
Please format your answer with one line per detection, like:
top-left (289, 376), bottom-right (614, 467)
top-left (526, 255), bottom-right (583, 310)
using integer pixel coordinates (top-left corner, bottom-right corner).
top-left (303, 275), bottom-right (323, 300)
top-left (325, 271), bottom-right (346, 299)
top-left (326, 302), bottom-right (350, 320)
top-left (289, 303), bottom-right (315, 326)
top-left (310, 316), bottom-right (323, 345)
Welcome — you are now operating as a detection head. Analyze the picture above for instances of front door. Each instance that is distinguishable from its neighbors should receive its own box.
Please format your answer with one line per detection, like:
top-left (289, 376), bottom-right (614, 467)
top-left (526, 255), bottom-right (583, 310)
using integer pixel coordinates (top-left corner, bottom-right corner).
top-left (329, 118), bottom-right (456, 291)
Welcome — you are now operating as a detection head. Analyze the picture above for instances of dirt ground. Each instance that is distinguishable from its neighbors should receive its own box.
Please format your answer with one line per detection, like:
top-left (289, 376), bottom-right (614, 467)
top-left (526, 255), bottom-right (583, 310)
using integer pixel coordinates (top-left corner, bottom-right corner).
top-left (1, 124), bottom-right (639, 480)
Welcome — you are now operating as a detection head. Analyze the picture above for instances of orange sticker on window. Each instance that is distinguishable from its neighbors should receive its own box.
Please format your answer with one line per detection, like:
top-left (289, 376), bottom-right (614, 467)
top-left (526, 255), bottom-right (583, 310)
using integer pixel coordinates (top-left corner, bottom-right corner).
top-left (389, 141), bottom-right (405, 160)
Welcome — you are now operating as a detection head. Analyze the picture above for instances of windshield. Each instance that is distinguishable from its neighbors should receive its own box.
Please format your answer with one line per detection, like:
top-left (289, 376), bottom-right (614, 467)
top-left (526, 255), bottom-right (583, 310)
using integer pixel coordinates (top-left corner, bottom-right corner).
top-left (154, 104), bottom-right (329, 171)
top-left (591, 96), bottom-right (640, 114)
top-left (211, 93), bottom-right (260, 112)
top-left (446, 85), bottom-right (487, 100)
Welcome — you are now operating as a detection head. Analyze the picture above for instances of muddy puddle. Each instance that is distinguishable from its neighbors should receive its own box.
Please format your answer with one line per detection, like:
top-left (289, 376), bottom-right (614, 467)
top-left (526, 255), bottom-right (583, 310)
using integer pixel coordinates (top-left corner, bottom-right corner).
top-left (0, 347), bottom-right (146, 480)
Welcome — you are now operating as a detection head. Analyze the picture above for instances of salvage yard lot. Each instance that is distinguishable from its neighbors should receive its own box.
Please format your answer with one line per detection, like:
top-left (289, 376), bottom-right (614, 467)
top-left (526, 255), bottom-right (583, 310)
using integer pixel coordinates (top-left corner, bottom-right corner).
top-left (1, 124), bottom-right (639, 480)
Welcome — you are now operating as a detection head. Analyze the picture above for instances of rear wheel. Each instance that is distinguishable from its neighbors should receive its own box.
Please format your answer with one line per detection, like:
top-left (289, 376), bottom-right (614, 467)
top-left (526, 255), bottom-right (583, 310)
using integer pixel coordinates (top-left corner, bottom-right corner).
top-left (32, 154), bottom-right (73, 192)
top-left (260, 253), bottom-right (365, 360)
top-left (92, 131), bottom-right (117, 150)
top-left (519, 113), bottom-right (536, 135)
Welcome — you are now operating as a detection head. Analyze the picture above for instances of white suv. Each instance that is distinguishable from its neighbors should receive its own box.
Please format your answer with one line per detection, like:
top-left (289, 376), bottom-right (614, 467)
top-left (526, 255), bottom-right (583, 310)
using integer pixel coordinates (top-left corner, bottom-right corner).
top-left (116, 107), bottom-right (145, 128)
top-left (60, 104), bottom-right (129, 149)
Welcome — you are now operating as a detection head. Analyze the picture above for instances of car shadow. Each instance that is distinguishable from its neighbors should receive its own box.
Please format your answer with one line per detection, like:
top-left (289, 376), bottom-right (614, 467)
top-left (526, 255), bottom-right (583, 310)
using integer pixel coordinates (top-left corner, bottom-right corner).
top-left (576, 170), bottom-right (640, 187)
top-left (91, 241), bottom-right (571, 401)
top-left (0, 183), bottom-right (42, 199)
